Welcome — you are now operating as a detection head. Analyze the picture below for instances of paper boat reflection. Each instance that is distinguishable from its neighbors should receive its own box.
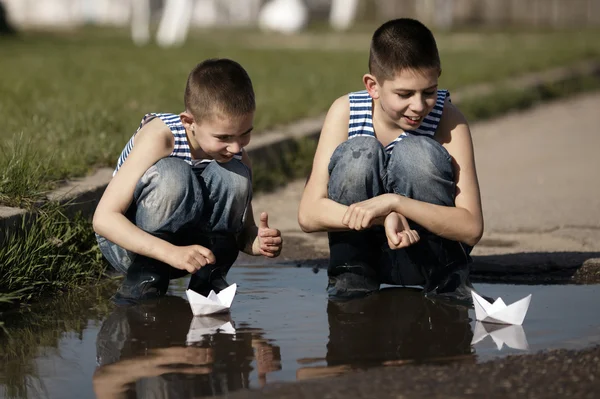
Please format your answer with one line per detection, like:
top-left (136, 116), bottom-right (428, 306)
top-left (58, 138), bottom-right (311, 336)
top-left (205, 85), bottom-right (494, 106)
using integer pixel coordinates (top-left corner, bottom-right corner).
top-left (471, 290), bottom-right (532, 325)
top-left (471, 321), bottom-right (529, 351)
top-left (185, 283), bottom-right (237, 316)
top-left (186, 315), bottom-right (236, 344)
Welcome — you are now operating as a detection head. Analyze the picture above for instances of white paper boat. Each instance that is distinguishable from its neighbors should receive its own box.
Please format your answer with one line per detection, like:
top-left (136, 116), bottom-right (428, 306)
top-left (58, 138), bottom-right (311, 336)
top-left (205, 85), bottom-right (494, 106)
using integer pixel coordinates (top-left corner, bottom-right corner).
top-left (471, 321), bottom-right (529, 351)
top-left (185, 283), bottom-right (237, 316)
top-left (471, 291), bottom-right (531, 325)
top-left (186, 316), bottom-right (236, 344)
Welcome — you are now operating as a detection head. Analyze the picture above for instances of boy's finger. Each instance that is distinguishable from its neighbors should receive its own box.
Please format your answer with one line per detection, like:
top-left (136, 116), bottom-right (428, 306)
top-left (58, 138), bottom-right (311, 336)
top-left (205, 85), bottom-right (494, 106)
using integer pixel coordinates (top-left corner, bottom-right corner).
top-left (260, 228), bottom-right (280, 237)
top-left (262, 237), bottom-right (282, 245)
top-left (196, 246), bottom-right (216, 263)
top-left (259, 212), bottom-right (269, 229)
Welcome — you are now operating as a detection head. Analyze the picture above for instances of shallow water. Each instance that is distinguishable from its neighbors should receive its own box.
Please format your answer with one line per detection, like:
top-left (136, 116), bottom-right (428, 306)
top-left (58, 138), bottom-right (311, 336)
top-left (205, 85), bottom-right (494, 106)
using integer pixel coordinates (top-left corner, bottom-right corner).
top-left (1, 264), bottom-right (599, 399)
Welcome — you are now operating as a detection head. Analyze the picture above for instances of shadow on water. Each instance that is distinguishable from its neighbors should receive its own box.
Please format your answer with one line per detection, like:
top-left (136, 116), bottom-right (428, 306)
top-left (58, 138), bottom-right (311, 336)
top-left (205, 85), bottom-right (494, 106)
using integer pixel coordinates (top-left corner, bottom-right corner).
top-left (1, 264), bottom-right (599, 398)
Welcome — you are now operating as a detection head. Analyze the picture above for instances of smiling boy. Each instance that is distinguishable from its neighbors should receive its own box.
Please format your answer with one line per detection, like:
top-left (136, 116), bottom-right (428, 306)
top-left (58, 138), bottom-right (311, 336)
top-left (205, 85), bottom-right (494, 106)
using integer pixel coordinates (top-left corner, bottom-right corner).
top-left (94, 58), bottom-right (282, 301)
top-left (298, 19), bottom-right (483, 302)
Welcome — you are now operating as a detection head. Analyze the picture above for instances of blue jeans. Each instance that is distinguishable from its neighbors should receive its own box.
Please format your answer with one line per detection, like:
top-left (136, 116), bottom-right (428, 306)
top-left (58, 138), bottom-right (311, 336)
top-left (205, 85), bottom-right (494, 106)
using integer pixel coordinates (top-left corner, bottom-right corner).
top-left (96, 157), bottom-right (252, 299)
top-left (327, 136), bottom-right (472, 299)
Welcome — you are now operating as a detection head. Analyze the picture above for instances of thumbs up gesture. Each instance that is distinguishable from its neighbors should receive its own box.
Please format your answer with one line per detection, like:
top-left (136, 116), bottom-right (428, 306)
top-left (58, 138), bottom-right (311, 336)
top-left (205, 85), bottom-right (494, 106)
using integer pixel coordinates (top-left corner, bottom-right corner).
top-left (254, 212), bottom-right (282, 258)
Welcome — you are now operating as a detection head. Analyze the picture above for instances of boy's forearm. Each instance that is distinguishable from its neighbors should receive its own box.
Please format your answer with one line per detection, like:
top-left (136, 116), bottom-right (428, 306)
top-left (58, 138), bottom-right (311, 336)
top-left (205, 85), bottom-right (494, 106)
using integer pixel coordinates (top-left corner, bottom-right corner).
top-left (391, 195), bottom-right (483, 246)
top-left (298, 198), bottom-right (353, 233)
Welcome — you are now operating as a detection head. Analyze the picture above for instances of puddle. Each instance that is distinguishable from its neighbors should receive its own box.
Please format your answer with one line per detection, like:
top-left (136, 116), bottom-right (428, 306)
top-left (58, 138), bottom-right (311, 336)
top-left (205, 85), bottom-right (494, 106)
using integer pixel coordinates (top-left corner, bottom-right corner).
top-left (1, 265), bottom-right (599, 398)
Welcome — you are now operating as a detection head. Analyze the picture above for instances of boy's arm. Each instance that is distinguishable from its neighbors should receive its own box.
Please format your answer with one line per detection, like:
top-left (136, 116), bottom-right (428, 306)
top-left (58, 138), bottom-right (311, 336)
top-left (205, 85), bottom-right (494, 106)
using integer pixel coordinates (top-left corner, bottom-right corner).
top-left (395, 101), bottom-right (483, 246)
top-left (92, 118), bottom-right (215, 273)
top-left (342, 100), bottom-right (484, 246)
top-left (298, 95), bottom-right (358, 232)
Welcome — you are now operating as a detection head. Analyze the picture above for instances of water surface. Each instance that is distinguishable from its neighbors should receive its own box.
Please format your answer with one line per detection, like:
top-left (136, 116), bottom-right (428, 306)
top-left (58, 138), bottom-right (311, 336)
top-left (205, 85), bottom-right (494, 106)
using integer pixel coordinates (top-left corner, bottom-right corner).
top-left (1, 265), bottom-right (599, 399)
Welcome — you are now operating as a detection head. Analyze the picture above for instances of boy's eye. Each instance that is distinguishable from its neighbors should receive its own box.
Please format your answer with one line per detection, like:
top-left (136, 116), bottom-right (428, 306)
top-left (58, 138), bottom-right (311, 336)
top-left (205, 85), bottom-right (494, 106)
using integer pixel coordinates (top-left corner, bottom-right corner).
top-left (424, 91), bottom-right (437, 96)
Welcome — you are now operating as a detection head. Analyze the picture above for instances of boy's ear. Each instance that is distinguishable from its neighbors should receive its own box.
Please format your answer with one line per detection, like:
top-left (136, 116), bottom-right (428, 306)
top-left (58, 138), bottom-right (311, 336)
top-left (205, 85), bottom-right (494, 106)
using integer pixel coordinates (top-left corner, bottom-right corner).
top-left (179, 111), bottom-right (196, 133)
top-left (363, 73), bottom-right (380, 99)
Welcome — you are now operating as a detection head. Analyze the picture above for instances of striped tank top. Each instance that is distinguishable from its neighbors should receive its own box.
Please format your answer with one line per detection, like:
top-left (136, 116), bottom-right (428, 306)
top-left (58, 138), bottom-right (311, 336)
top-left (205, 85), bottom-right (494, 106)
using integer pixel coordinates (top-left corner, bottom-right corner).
top-left (348, 89), bottom-right (449, 153)
top-left (113, 113), bottom-right (242, 176)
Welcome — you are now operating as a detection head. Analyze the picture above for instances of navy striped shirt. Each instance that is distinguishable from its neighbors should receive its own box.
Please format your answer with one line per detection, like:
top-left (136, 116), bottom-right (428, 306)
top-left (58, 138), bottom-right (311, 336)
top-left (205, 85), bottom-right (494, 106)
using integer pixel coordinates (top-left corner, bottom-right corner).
top-left (348, 89), bottom-right (449, 153)
top-left (113, 113), bottom-right (242, 176)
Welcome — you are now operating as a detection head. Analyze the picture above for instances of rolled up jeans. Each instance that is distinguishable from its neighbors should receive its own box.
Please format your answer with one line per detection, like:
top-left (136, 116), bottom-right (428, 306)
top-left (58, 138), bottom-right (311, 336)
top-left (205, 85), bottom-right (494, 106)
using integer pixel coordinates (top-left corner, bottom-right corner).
top-left (96, 157), bottom-right (252, 286)
top-left (327, 135), bottom-right (472, 291)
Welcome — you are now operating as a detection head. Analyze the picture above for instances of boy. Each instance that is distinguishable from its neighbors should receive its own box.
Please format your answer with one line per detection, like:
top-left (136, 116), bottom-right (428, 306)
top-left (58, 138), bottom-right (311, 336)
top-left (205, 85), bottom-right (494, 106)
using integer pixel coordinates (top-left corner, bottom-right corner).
top-left (93, 58), bottom-right (283, 301)
top-left (298, 19), bottom-right (483, 302)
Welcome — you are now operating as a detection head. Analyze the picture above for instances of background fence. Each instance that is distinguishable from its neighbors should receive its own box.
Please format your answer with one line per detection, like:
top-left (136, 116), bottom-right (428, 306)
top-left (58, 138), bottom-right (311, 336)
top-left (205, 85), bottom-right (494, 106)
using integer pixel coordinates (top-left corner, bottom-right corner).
top-left (370, 0), bottom-right (600, 28)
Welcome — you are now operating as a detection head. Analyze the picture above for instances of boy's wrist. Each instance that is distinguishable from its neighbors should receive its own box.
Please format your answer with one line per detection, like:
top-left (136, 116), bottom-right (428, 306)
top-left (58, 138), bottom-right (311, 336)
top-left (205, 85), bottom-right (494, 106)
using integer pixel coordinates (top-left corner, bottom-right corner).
top-left (150, 240), bottom-right (175, 265)
top-left (390, 194), bottom-right (404, 215)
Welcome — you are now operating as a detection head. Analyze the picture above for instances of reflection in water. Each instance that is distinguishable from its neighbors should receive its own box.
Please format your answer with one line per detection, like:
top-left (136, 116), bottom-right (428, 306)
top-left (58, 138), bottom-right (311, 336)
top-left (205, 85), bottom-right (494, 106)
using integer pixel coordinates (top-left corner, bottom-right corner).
top-left (93, 296), bottom-right (281, 399)
top-left (297, 287), bottom-right (475, 380)
top-left (0, 281), bottom-right (117, 399)
top-left (472, 322), bottom-right (529, 351)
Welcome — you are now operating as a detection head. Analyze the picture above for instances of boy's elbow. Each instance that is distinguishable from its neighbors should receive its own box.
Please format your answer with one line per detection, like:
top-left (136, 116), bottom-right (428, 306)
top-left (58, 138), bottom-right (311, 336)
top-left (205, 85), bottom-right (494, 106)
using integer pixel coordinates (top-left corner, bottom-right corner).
top-left (92, 210), bottom-right (107, 236)
top-left (464, 223), bottom-right (484, 247)
top-left (297, 212), bottom-right (316, 233)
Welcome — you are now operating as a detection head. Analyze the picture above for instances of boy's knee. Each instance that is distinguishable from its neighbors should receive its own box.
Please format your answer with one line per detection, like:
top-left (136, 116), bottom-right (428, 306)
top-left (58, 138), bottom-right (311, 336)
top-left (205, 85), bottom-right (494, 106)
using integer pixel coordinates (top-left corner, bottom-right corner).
top-left (201, 160), bottom-right (252, 232)
top-left (203, 159), bottom-right (251, 202)
top-left (138, 157), bottom-right (194, 202)
top-left (134, 157), bottom-right (199, 231)
top-left (328, 137), bottom-right (386, 204)
top-left (203, 159), bottom-right (251, 197)
top-left (388, 136), bottom-right (453, 179)
top-left (386, 136), bottom-right (455, 205)
top-left (329, 137), bottom-right (385, 179)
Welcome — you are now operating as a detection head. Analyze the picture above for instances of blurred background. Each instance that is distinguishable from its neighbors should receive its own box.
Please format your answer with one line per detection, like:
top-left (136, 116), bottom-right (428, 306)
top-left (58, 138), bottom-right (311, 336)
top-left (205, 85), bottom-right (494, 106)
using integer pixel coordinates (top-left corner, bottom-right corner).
top-left (2, 0), bottom-right (600, 39)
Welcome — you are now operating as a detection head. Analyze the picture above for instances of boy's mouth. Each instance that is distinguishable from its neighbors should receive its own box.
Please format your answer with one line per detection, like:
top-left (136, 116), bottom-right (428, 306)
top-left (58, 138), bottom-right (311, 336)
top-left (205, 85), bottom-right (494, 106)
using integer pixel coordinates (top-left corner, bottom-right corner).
top-left (403, 115), bottom-right (422, 126)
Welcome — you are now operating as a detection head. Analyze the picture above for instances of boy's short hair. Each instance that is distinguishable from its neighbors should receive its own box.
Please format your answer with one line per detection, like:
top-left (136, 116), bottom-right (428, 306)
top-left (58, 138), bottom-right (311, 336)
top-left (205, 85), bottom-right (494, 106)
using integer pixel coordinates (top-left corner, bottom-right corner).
top-left (184, 58), bottom-right (255, 122)
top-left (369, 18), bottom-right (441, 82)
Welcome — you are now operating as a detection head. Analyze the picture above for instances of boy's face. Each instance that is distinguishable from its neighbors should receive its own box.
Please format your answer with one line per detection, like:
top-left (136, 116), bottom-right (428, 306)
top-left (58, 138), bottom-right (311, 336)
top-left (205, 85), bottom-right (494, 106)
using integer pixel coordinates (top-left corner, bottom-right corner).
top-left (191, 112), bottom-right (254, 162)
top-left (367, 68), bottom-right (439, 131)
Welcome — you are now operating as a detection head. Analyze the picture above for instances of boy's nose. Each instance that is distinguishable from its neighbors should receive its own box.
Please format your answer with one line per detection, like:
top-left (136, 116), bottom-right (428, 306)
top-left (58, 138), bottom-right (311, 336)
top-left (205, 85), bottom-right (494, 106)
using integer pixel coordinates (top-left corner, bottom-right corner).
top-left (410, 95), bottom-right (426, 113)
top-left (228, 141), bottom-right (242, 154)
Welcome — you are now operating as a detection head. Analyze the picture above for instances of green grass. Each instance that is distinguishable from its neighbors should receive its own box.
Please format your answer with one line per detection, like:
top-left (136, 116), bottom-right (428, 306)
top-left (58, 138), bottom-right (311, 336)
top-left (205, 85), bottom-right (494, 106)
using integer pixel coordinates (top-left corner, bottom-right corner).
top-left (0, 27), bottom-right (599, 207)
top-left (0, 202), bottom-right (108, 310)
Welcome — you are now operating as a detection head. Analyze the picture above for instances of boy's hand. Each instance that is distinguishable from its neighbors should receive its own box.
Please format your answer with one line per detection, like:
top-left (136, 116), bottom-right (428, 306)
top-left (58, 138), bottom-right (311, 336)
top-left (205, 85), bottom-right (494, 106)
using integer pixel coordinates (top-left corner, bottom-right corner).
top-left (342, 194), bottom-right (397, 230)
top-left (384, 213), bottom-right (420, 249)
top-left (170, 245), bottom-right (216, 274)
top-left (253, 212), bottom-right (282, 257)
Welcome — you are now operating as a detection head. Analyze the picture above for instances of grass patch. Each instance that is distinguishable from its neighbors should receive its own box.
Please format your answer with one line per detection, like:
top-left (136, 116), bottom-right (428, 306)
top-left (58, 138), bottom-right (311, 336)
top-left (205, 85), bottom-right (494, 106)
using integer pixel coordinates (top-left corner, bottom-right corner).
top-left (0, 27), bottom-right (599, 205)
top-left (0, 202), bottom-right (108, 310)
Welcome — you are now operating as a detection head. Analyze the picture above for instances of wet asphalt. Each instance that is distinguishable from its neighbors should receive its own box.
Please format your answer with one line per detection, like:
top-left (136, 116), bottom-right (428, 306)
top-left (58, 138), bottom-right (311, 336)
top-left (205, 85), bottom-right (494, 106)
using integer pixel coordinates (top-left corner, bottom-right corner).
top-left (224, 345), bottom-right (600, 399)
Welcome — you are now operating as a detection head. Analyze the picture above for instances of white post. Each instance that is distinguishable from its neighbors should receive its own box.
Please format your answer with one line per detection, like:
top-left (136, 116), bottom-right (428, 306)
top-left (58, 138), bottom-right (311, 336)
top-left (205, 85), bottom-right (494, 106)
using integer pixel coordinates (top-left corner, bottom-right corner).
top-left (130, 0), bottom-right (150, 46)
top-left (156, 0), bottom-right (194, 47)
top-left (329, 0), bottom-right (359, 31)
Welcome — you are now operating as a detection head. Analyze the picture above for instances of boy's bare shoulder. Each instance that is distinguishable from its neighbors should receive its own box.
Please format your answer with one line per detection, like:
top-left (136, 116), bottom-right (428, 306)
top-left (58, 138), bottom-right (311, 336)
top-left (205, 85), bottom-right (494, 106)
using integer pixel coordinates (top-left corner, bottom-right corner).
top-left (322, 94), bottom-right (350, 130)
top-left (136, 117), bottom-right (173, 141)
top-left (437, 99), bottom-right (470, 142)
top-left (329, 94), bottom-right (350, 117)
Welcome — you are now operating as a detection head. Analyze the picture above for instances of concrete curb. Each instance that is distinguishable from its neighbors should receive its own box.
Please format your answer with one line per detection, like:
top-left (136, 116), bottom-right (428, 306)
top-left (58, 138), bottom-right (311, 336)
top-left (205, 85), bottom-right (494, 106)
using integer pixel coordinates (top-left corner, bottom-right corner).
top-left (1, 60), bottom-right (599, 248)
